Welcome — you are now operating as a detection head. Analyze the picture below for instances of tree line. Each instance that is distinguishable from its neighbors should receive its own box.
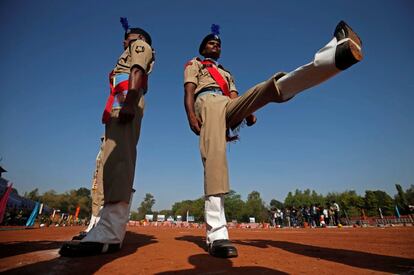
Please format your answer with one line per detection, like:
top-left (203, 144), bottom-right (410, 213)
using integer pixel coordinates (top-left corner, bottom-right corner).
top-left (17, 184), bottom-right (414, 222)
top-left (132, 184), bottom-right (414, 223)
top-left (23, 187), bottom-right (92, 219)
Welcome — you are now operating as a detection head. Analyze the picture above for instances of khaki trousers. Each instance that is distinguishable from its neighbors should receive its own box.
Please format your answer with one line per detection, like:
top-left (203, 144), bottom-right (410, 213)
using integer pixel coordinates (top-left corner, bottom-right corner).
top-left (91, 140), bottom-right (105, 216)
top-left (195, 73), bottom-right (286, 196)
top-left (102, 91), bottom-right (145, 203)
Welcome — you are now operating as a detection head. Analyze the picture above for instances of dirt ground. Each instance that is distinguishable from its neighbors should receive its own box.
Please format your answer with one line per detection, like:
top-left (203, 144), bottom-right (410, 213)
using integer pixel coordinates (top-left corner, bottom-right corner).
top-left (0, 225), bottom-right (413, 274)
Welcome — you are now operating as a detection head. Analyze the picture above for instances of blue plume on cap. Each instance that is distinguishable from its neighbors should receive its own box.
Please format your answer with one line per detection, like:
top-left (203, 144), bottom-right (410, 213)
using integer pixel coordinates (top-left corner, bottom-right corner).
top-left (120, 17), bottom-right (130, 32)
top-left (211, 24), bottom-right (220, 35)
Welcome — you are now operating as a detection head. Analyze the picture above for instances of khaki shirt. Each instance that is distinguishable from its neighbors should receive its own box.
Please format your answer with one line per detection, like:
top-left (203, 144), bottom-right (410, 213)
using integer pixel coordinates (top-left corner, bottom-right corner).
top-left (113, 40), bottom-right (155, 77)
top-left (184, 57), bottom-right (237, 95)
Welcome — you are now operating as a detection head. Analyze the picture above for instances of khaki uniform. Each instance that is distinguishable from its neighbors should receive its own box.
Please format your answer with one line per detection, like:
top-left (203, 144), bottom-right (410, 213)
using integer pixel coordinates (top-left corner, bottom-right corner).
top-left (184, 57), bottom-right (287, 196)
top-left (185, 21), bottom-right (362, 246)
top-left (91, 138), bottom-right (105, 216)
top-left (102, 40), bottom-right (154, 203)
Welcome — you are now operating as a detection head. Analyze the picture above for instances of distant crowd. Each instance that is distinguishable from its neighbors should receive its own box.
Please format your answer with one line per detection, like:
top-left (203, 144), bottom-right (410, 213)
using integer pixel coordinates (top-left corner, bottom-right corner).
top-left (270, 202), bottom-right (342, 228)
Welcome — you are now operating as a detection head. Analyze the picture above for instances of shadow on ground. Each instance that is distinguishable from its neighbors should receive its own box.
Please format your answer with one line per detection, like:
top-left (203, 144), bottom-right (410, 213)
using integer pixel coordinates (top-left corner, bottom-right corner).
top-left (175, 235), bottom-right (207, 251)
top-left (0, 240), bottom-right (63, 258)
top-left (233, 239), bottom-right (414, 274)
top-left (171, 235), bottom-right (287, 274)
top-left (3, 231), bottom-right (157, 274)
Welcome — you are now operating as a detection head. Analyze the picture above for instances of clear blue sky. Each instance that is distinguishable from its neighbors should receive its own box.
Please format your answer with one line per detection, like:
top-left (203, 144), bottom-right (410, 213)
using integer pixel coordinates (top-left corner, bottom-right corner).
top-left (1, 0), bottom-right (413, 211)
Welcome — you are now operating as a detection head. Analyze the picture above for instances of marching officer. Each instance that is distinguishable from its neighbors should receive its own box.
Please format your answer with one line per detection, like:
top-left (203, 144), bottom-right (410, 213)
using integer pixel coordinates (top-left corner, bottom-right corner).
top-left (184, 21), bottom-right (363, 258)
top-left (60, 18), bottom-right (155, 256)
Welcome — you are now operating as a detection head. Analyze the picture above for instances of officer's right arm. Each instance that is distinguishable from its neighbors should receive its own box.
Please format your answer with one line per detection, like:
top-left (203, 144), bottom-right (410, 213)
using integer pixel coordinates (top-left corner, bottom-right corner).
top-left (184, 83), bottom-right (202, 135)
top-left (184, 60), bottom-right (202, 135)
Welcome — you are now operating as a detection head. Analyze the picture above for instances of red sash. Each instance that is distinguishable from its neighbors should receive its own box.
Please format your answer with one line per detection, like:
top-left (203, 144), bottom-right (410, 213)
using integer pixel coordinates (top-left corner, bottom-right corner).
top-left (102, 72), bottom-right (129, 124)
top-left (201, 60), bottom-right (231, 97)
top-left (101, 71), bottom-right (149, 124)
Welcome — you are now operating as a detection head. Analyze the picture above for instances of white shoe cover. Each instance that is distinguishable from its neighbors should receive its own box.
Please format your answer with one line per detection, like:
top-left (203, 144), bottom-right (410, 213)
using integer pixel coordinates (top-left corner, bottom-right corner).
top-left (85, 214), bottom-right (98, 233)
top-left (82, 202), bottom-right (129, 244)
top-left (205, 195), bottom-right (229, 245)
top-left (276, 37), bottom-right (341, 100)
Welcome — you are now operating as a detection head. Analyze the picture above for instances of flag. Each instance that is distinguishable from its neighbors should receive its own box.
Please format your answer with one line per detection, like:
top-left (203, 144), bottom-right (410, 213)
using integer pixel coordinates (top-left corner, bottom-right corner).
top-left (26, 202), bottom-right (40, 227)
top-left (75, 206), bottom-right (80, 220)
top-left (0, 182), bottom-right (13, 224)
top-left (378, 208), bottom-right (384, 219)
top-left (395, 205), bottom-right (401, 218)
top-left (39, 203), bottom-right (44, 215)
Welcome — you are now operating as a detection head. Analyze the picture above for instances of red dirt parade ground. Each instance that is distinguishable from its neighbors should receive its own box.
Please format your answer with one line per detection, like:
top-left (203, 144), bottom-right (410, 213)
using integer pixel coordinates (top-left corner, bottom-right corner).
top-left (1, 225), bottom-right (413, 274)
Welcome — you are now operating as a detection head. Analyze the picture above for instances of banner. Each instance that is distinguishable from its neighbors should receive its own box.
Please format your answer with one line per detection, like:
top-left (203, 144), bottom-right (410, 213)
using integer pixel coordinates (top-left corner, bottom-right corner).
top-left (75, 206), bottom-right (80, 220)
top-left (26, 202), bottom-right (40, 227)
top-left (39, 203), bottom-right (44, 215)
top-left (395, 205), bottom-right (401, 218)
top-left (145, 214), bottom-right (154, 221)
top-left (0, 182), bottom-right (13, 224)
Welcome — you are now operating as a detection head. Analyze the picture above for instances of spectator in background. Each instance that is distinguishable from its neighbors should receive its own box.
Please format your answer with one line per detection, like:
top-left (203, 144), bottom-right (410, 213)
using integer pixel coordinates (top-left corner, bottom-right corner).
top-left (290, 207), bottom-right (298, 227)
top-left (311, 204), bottom-right (319, 228)
top-left (323, 205), bottom-right (329, 226)
top-left (275, 208), bottom-right (283, 228)
top-left (284, 208), bottom-right (291, 228)
top-left (333, 201), bottom-right (341, 226)
top-left (329, 204), bottom-right (336, 226)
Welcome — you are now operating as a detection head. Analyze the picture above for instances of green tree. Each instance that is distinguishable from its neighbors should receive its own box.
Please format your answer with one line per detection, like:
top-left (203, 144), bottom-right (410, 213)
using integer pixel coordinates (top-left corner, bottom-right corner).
top-left (75, 187), bottom-right (91, 198)
top-left (137, 193), bottom-right (156, 220)
top-left (224, 190), bottom-right (245, 222)
top-left (26, 187), bottom-right (92, 219)
top-left (158, 209), bottom-right (173, 217)
top-left (406, 185), bottom-right (414, 205)
top-left (364, 190), bottom-right (394, 216)
top-left (129, 211), bottom-right (139, 221)
top-left (24, 188), bottom-right (40, 201)
top-left (326, 190), bottom-right (363, 217)
top-left (395, 184), bottom-right (409, 214)
top-left (171, 198), bottom-right (204, 222)
top-left (41, 190), bottom-right (60, 208)
top-left (284, 189), bottom-right (323, 208)
top-left (243, 191), bottom-right (268, 223)
top-left (269, 199), bottom-right (284, 210)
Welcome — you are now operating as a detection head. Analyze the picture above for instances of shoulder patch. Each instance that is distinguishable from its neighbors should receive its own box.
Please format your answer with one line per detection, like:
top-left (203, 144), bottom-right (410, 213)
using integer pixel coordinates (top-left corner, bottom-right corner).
top-left (184, 61), bottom-right (193, 68)
top-left (135, 45), bottom-right (145, 53)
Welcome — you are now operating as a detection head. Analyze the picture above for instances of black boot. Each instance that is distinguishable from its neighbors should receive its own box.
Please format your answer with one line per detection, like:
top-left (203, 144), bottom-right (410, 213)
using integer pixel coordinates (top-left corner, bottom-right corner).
top-left (334, 20), bottom-right (363, 70)
top-left (208, 239), bottom-right (238, 258)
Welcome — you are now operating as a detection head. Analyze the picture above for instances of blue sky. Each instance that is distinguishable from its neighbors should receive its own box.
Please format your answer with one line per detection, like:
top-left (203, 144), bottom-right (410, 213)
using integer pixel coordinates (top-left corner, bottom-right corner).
top-left (0, 0), bottom-right (413, 211)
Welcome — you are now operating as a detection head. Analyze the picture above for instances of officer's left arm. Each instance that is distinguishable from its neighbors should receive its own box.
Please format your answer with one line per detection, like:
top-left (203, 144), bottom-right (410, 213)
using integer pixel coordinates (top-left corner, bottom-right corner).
top-left (119, 67), bottom-right (146, 124)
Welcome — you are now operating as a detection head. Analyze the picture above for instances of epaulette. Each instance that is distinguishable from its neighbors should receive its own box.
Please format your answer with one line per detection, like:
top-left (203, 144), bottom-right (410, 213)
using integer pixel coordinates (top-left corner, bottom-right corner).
top-left (218, 64), bottom-right (231, 74)
top-left (184, 57), bottom-right (202, 69)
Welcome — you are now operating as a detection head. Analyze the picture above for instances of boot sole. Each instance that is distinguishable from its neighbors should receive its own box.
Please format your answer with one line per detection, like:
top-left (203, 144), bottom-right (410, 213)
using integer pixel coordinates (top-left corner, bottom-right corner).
top-left (335, 22), bottom-right (363, 70)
